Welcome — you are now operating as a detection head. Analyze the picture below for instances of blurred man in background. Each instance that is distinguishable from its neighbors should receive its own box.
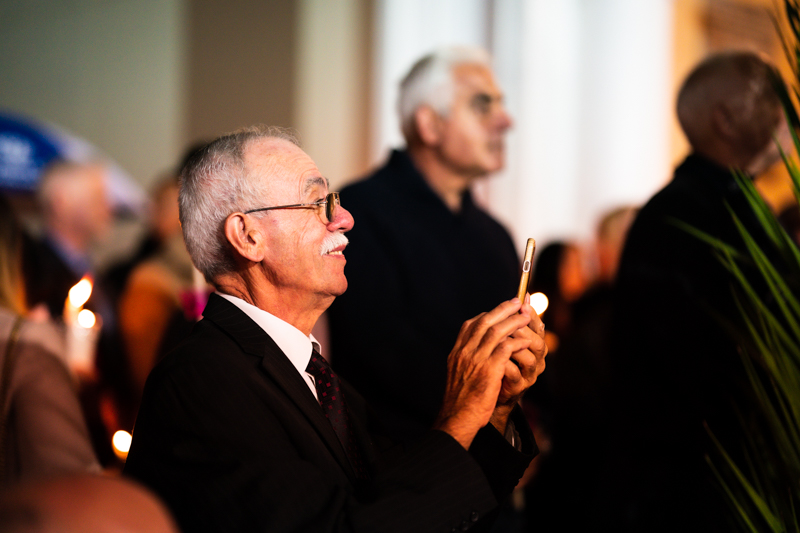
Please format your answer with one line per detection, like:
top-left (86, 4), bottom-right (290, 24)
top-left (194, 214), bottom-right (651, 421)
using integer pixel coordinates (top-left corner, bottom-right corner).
top-left (327, 46), bottom-right (519, 446)
top-left (23, 161), bottom-right (113, 324)
top-left (602, 51), bottom-right (791, 532)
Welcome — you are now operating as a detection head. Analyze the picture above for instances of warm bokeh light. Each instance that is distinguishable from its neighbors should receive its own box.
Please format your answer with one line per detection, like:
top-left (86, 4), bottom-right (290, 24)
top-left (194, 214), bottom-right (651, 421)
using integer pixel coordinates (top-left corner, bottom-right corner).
top-left (68, 277), bottom-right (93, 308)
top-left (113, 430), bottom-right (132, 456)
top-left (531, 292), bottom-right (549, 316)
top-left (77, 309), bottom-right (96, 329)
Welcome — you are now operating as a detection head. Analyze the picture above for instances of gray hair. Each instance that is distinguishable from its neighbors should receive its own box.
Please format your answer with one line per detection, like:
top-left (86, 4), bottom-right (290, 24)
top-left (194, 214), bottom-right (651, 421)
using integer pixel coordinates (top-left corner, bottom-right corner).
top-left (397, 46), bottom-right (492, 142)
top-left (178, 125), bottom-right (298, 283)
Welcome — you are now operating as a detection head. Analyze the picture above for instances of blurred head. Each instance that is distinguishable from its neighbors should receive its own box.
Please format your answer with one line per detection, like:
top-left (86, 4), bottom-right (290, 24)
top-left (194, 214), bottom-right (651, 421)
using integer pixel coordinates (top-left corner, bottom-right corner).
top-left (149, 174), bottom-right (182, 243)
top-left (399, 46), bottom-right (513, 178)
top-left (37, 161), bottom-right (112, 250)
top-left (180, 125), bottom-right (354, 306)
top-left (531, 242), bottom-right (587, 305)
top-left (595, 206), bottom-right (638, 283)
top-left (0, 195), bottom-right (26, 315)
top-left (677, 51), bottom-right (784, 173)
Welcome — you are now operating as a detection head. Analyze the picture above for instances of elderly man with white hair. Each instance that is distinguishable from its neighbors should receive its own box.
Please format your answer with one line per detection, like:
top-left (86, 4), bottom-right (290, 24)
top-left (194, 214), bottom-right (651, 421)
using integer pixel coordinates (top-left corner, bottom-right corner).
top-left (123, 125), bottom-right (547, 532)
top-left (327, 46), bottom-right (520, 446)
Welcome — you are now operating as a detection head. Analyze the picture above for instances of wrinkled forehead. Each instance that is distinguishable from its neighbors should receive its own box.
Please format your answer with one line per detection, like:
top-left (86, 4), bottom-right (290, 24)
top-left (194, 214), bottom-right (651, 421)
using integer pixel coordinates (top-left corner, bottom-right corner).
top-left (243, 137), bottom-right (328, 200)
top-left (452, 63), bottom-right (502, 97)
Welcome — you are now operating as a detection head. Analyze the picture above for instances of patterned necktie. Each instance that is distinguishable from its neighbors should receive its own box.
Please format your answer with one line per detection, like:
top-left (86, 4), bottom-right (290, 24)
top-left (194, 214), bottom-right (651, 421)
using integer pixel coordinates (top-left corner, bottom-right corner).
top-left (306, 350), bottom-right (368, 480)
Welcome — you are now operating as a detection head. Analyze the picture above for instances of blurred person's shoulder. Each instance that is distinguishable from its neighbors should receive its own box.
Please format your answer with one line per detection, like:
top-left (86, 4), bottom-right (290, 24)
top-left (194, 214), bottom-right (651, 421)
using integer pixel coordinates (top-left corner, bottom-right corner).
top-left (0, 308), bottom-right (65, 365)
top-left (19, 318), bottom-right (65, 364)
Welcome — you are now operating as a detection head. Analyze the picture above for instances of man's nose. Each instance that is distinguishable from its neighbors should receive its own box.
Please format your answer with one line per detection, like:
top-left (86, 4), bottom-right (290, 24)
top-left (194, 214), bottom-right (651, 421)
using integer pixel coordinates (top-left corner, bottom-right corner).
top-left (327, 205), bottom-right (354, 233)
top-left (496, 106), bottom-right (513, 131)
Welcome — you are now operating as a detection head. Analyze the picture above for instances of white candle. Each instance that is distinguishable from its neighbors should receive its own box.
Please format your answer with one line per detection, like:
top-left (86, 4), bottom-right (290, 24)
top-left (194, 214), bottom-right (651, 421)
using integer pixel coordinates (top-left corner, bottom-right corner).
top-left (64, 277), bottom-right (99, 378)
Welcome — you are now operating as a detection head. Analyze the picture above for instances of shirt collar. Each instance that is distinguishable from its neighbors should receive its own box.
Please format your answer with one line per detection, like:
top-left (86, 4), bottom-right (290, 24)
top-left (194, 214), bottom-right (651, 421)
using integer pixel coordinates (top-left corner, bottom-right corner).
top-left (216, 293), bottom-right (320, 376)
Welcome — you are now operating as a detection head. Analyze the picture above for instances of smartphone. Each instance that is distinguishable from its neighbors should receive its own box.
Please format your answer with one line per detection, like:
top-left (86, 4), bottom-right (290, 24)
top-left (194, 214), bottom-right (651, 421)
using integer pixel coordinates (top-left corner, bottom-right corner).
top-left (516, 238), bottom-right (536, 301)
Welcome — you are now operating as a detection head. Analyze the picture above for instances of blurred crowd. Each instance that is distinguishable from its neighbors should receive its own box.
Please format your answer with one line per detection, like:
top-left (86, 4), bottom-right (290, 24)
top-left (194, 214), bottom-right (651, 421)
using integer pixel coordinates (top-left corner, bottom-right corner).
top-left (0, 45), bottom-right (798, 533)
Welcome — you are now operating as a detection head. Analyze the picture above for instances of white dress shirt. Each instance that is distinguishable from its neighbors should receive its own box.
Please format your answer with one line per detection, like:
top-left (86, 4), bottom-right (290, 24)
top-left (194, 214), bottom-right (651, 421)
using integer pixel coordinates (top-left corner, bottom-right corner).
top-left (217, 293), bottom-right (321, 400)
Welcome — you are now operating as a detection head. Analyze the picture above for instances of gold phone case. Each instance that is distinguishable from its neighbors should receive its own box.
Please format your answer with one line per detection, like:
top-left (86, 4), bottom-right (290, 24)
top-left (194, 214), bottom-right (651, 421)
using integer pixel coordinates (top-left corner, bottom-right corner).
top-left (516, 238), bottom-right (536, 301)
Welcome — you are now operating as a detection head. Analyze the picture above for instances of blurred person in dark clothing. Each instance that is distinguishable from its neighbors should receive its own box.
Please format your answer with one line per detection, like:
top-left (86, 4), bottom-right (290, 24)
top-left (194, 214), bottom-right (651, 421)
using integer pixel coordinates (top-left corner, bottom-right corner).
top-left (598, 51), bottom-right (792, 532)
top-left (327, 46), bottom-right (519, 446)
top-left (526, 242), bottom-right (587, 351)
top-left (519, 240), bottom-right (586, 447)
top-left (523, 208), bottom-right (635, 532)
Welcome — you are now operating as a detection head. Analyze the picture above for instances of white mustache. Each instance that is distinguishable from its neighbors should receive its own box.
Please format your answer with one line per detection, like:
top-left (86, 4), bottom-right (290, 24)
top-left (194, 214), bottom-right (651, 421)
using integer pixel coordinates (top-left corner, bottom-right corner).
top-left (320, 232), bottom-right (349, 255)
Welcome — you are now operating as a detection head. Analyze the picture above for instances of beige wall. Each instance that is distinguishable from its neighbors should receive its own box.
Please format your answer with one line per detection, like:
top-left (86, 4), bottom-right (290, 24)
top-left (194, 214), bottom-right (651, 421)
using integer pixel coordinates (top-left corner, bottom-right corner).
top-left (185, 0), bottom-right (297, 146)
top-left (3, 0), bottom-right (794, 219)
top-left (295, 0), bottom-right (373, 191)
top-left (0, 0), bottom-right (186, 189)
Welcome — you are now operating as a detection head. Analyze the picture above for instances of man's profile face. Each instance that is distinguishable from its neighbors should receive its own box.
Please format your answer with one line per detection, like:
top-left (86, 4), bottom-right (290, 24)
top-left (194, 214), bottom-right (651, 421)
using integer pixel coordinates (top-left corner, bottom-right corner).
top-left (435, 63), bottom-right (512, 179)
top-left (244, 139), bottom-right (354, 304)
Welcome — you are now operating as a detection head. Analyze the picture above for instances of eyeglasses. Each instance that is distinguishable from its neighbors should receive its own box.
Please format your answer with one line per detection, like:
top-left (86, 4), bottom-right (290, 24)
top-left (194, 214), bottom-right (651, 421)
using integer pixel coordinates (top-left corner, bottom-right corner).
top-left (244, 192), bottom-right (341, 223)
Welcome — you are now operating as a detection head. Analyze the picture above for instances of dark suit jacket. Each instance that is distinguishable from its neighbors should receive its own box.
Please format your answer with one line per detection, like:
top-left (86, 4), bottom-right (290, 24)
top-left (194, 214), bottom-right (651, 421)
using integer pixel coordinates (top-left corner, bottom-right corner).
top-left (124, 294), bottom-right (535, 532)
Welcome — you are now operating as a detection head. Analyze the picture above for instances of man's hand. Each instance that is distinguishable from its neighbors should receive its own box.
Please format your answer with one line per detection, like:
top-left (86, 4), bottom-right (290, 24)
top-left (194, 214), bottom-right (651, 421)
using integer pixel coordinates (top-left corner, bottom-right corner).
top-left (489, 293), bottom-right (547, 435)
top-left (433, 298), bottom-right (540, 449)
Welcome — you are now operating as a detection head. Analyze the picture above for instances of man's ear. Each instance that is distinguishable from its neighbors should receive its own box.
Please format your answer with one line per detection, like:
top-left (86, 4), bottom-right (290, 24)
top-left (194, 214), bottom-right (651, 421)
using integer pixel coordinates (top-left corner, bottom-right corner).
top-left (414, 106), bottom-right (444, 146)
top-left (224, 213), bottom-right (266, 263)
top-left (711, 103), bottom-right (739, 142)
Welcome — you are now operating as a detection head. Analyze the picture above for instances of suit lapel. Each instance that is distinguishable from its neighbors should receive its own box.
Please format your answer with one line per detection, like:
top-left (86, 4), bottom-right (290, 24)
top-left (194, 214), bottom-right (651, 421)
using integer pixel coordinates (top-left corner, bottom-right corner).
top-left (201, 294), bottom-right (357, 481)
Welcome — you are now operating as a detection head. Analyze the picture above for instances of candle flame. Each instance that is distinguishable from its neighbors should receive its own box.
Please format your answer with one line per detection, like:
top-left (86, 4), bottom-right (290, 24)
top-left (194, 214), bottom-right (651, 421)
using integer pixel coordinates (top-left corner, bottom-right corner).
top-left (113, 430), bottom-right (132, 453)
top-left (77, 309), bottom-right (96, 328)
top-left (68, 277), bottom-right (93, 308)
top-left (531, 292), bottom-right (549, 315)
top-left (112, 430), bottom-right (132, 461)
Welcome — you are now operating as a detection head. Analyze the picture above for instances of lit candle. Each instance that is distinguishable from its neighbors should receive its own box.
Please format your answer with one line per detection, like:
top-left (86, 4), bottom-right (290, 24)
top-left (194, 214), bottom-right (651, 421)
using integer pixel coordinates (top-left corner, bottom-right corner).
top-left (64, 277), bottom-right (100, 378)
top-left (64, 276), bottom-right (92, 325)
top-left (112, 430), bottom-right (132, 461)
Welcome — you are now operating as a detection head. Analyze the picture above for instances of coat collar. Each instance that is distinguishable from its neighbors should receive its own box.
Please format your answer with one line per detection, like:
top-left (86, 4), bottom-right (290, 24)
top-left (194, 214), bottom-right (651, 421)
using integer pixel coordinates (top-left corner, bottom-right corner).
top-left (201, 293), bottom-right (358, 481)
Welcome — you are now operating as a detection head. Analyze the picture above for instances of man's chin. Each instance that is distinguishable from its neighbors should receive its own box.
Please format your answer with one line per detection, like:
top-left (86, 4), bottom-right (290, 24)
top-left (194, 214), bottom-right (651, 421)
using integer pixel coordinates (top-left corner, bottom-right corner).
top-left (331, 277), bottom-right (348, 298)
top-left (477, 153), bottom-right (504, 175)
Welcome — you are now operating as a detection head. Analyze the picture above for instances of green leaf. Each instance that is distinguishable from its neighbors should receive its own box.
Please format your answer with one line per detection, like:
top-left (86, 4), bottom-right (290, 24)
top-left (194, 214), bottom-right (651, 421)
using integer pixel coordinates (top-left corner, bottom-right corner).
top-left (708, 428), bottom-right (785, 531)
